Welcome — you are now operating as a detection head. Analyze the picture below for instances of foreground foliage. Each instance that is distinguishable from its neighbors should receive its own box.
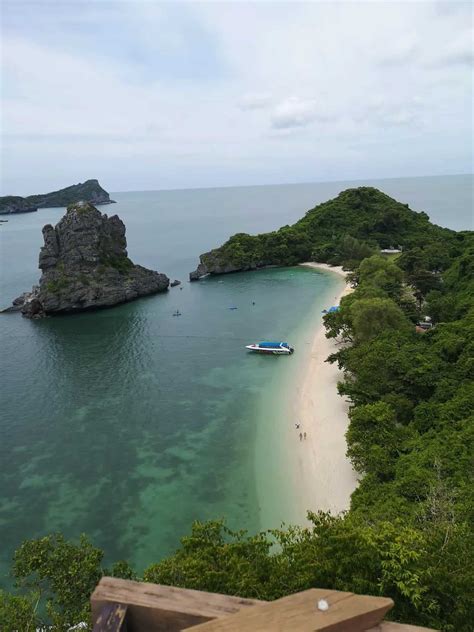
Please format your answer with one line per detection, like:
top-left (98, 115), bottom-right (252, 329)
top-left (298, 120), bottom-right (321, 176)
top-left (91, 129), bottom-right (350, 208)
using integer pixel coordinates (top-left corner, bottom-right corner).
top-left (1, 194), bottom-right (472, 631)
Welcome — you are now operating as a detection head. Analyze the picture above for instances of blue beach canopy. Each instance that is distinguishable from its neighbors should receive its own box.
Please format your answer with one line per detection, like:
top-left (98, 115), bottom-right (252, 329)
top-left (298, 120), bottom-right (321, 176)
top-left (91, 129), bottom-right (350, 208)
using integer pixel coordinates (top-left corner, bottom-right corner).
top-left (328, 306), bottom-right (339, 312)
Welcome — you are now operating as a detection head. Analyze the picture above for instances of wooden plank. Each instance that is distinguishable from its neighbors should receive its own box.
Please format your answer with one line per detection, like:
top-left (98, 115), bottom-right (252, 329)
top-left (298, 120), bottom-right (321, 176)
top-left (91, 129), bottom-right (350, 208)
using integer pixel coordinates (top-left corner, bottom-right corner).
top-left (184, 588), bottom-right (394, 632)
top-left (91, 577), bottom-right (263, 631)
top-left (92, 602), bottom-right (128, 631)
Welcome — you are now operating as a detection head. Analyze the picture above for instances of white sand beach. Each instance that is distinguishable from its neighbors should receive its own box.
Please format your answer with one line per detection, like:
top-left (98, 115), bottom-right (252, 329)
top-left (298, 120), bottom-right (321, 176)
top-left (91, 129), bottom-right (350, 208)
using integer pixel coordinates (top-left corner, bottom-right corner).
top-left (290, 263), bottom-right (358, 519)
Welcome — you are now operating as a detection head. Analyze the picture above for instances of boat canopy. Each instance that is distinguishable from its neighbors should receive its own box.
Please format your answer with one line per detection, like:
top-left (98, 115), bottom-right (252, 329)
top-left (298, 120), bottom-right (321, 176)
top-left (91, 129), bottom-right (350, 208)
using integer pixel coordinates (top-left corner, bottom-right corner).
top-left (259, 341), bottom-right (289, 348)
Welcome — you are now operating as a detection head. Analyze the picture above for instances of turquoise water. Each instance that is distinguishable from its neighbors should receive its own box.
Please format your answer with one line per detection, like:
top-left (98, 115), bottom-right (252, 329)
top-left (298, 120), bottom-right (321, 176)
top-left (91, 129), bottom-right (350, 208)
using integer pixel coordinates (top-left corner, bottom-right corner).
top-left (0, 266), bottom-right (338, 577)
top-left (0, 175), bottom-right (472, 582)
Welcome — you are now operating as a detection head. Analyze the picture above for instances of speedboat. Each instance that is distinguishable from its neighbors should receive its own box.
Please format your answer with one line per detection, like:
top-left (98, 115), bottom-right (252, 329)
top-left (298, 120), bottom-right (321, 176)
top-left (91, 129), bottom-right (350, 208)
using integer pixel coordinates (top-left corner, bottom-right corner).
top-left (245, 341), bottom-right (294, 355)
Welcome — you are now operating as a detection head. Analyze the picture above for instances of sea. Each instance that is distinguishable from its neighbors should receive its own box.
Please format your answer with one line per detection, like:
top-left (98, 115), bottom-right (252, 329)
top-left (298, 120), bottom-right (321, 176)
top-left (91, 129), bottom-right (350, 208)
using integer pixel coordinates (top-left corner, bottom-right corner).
top-left (0, 174), bottom-right (472, 582)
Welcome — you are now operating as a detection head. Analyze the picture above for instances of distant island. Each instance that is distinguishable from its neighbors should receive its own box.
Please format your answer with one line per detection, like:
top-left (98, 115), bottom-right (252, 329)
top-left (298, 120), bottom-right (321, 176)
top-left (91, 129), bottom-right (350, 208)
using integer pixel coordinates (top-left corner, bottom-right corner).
top-left (8, 201), bottom-right (169, 317)
top-left (0, 179), bottom-right (115, 215)
top-left (189, 187), bottom-right (455, 279)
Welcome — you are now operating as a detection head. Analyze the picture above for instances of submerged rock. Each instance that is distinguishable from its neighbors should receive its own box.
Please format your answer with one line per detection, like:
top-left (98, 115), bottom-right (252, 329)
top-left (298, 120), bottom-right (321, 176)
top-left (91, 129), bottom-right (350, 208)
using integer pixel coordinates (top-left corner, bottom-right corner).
top-left (13, 201), bottom-right (169, 317)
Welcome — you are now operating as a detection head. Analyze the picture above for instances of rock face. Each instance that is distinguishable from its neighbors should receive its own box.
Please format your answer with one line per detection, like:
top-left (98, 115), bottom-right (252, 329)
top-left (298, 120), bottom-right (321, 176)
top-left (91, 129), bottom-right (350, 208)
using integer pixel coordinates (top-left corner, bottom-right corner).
top-left (0, 179), bottom-right (115, 214)
top-left (189, 262), bottom-right (209, 281)
top-left (13, 201), bottom-right (169, 317)
top-left (189, 253), bottom-right (270, 280)
top-left (0, 202), bottom-right (38, 215)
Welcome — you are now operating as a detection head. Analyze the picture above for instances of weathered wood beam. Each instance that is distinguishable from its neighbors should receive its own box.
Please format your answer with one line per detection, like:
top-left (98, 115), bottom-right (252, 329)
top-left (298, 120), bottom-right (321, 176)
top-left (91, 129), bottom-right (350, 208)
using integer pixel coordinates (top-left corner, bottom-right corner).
top-left (184, 588), bottom-right (394, 631)
top-left (91, 577), bottom-right (263, 631)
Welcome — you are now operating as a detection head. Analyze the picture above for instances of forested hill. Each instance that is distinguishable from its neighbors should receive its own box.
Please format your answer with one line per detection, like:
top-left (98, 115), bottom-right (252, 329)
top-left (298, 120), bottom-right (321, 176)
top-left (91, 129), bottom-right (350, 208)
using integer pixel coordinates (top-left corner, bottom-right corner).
top-left (190, 187), bottom-right (460, 279)
top-left (0, 179), bottom-right (115, 214)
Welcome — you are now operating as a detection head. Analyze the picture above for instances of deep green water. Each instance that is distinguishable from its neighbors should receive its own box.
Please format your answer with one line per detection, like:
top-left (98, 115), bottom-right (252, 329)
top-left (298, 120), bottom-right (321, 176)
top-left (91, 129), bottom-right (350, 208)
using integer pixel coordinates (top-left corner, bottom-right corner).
top-left (0, 175), bottom-right (472, 582)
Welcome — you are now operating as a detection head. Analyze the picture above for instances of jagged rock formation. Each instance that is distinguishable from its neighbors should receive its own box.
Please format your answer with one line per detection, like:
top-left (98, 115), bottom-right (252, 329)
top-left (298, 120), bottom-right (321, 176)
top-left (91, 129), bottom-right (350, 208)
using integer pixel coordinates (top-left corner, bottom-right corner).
top-left (189, 187), bottom-right (455, 280)
top-left (0, 179), bottom-right (115, 214)
top-left (11, 201), bottom-right (169, 317)
top-left (189, 254), bottom-right (270, 280)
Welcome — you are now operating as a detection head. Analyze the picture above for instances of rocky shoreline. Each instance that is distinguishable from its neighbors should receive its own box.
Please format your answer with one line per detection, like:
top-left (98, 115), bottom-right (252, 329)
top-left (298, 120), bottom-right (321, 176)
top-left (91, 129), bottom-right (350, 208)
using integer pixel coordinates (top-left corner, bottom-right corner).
top-left (6, 201), bottom-right (169, 318)
top-left (189, 246), bottom-right (274, 280)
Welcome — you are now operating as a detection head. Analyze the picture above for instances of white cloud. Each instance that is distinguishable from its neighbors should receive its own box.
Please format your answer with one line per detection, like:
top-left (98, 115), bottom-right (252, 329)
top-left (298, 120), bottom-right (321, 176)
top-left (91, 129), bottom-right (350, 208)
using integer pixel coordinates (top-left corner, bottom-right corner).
top-left (426, 30), bottom-right (474, 67)
top-left (269, 97), bottom-right (336, 130)
top-left (358, 96), bottom-right (425, 128)
top-left (1, 1), bottom-right (472, 194)
top-left (379, 40), bottom-right (419, 66)
top-left (238, 93), bottom-right (273, 110)
top-left (271, 97), bottom-right (318, 129)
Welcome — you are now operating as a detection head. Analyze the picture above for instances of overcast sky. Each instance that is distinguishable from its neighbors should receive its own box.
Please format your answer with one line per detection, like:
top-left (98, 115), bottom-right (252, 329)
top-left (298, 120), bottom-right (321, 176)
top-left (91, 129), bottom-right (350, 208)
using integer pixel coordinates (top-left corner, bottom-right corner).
top-left (1, 0), bottom-right (473, 195)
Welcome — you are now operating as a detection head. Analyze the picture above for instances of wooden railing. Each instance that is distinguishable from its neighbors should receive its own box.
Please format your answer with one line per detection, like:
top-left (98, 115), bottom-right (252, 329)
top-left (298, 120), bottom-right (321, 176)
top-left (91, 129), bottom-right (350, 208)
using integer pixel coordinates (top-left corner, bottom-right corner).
top-left (91, 577), bottom-right (436, 631)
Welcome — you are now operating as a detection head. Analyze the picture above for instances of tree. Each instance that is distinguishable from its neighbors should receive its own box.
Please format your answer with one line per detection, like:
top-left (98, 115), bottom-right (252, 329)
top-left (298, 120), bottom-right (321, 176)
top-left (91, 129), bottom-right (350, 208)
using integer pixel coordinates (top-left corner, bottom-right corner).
top-left (107, 560), bottom-right (138, 581)
top-left (337, 235), bottom-right (376, 268)
top-left (0, 590), bottom-right (39, 631)
top-left (358, 255), bottom-right (404, 299)
top-left (346, 402), bottom-right (409, 477)
top-left (398, 247), bottom-right (428, 275)
top-left (410, 269), bottom-right (441, 307)
top-left (12, 533), bottom-right (103, 629)
top-left (350, 298), bottom-right (409, 342)
top-left (143, 520), bottom-right (276, 599)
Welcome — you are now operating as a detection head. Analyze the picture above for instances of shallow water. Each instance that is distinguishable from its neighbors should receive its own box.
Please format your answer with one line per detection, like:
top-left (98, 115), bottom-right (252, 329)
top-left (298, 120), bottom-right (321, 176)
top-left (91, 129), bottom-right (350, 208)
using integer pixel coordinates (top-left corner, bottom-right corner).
top-left (0, 174), bottom-right (471, 580)
top-left (0, 263), bottom-right (338, 576)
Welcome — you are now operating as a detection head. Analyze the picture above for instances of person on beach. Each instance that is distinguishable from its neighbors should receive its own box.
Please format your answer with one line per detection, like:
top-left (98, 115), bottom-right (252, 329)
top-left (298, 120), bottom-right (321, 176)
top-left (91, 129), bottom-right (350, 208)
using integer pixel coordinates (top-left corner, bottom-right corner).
top-left (304, 432), bottom-right (307, 440)
top-left (295, 422), bottom-right (300, 429)
top-left (299, 432), bottom-right (303, 441)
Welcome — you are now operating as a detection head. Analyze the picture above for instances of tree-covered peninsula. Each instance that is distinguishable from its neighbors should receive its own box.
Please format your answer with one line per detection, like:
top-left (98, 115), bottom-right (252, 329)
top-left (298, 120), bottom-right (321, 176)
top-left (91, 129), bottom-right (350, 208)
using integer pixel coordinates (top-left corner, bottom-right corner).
top-left (190, 187), bottom-right (460, 279)
top-left (1, 190), bottom-right (472, 631)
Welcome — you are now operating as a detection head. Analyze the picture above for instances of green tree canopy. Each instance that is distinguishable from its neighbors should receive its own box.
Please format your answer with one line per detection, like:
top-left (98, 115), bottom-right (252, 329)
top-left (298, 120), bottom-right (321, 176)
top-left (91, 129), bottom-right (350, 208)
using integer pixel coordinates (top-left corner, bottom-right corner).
top-left (350, 297), bottom-right (409, 342)
top-left (358, 255), bottom-right (404, 298)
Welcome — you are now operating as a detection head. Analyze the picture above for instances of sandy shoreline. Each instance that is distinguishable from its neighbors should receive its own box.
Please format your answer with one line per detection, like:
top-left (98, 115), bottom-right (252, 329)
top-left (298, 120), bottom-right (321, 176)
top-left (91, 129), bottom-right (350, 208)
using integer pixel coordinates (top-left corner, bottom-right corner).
top-left (290, 263), bottom-right (358, 519)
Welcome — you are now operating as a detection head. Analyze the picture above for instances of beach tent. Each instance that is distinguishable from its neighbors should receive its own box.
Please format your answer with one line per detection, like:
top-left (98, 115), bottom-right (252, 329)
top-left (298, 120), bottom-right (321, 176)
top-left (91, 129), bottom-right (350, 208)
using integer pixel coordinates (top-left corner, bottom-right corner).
top-left (322, 305), bottom-right (339, 314)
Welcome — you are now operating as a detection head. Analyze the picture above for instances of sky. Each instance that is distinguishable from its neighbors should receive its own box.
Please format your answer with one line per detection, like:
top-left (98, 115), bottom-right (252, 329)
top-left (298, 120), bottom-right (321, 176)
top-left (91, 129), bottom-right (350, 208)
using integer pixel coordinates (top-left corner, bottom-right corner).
top-left (1, 0), bottom-right (473, 195)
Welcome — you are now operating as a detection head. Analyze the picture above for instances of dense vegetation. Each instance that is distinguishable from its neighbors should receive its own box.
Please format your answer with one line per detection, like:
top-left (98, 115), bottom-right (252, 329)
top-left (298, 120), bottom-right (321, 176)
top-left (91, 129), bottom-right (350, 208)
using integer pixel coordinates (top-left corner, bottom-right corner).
top-left (200, 187), bottom-right (462, 272)
top-left (1, 190), bottom-right (472, 631)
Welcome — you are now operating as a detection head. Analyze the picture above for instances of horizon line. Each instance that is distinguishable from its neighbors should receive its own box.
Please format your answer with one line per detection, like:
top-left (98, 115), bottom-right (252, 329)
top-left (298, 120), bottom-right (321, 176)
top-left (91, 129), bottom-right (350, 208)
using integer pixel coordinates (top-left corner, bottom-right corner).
top-left (109, 172), bottom-right (473, 195)
top-left (1, 171), bottom-right (472, 199)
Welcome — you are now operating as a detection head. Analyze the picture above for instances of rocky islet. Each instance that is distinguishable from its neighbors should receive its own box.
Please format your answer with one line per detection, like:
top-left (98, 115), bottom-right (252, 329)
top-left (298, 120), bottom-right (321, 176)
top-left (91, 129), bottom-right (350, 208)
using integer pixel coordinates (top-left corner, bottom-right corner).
top-left (9, 201), bottom-right (169, 317)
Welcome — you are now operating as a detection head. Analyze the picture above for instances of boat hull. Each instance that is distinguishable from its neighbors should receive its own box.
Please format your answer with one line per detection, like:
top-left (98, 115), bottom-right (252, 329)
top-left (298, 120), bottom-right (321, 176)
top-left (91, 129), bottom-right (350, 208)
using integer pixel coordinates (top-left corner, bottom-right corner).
top-left (245, 344), bottom-right (293, 355)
